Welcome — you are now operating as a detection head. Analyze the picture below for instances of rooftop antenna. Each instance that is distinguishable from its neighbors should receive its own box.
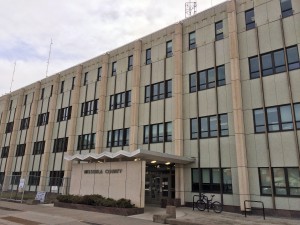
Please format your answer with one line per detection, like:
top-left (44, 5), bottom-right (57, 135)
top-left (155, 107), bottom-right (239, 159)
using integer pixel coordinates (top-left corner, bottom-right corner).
top-left (46, 38), bottom-right (53, 77)
top-left (185, 0), bottom-right (197, 18)
top-left (10, 61), bottom-right (16, 93)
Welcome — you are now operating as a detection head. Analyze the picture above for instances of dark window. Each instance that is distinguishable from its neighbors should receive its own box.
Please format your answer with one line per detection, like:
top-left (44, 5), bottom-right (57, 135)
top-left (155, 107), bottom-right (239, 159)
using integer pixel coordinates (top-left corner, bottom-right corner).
top-left (294, 103), bottom-right (300, 129)
top-left (107, 128), bottom-right (129, 147)
top-left (9, 100), bottom-right (13, 110)
top-left (259, 167), bottom-right (300, 196)
top-left (145, 80), bottom-right (172, 102)
top-left (112, 61), bottom-right (117, 76)
top-left (33, 141), bottom-right (45, 155)
top-left (189, 31), bottom-right (196, 50)
top-left (57, 106), bottom-right (72, 122)
top-left (11, 172), bottom-right (21, 185)
top-left (60, 81), bottom-right (64, 93)
top-left (53, 137), bottom-right (68, 153)
top-left (146, 48), bottom-right (151, 64)
top-left (5, 122), bottom-right (14, 133)
top-left (72, 77), bottom-right (75, 90)
top-left (37, 112), bottom-right (49, 126)
top-left (166, 41), bottom-right (173, 58)
top-left (84, 72), bottom-right (88, 85)
top-left (20, 117), bottom-right (30, 130)
top-left (49, 171), bottom-right (64, 186)
top-left (261, 50), bottom-right (285, 76)
top-left (109, 91), bottom-right (131, 110)
top-left (0, 172), bottom-right (4, 185)
top-left (81, 99), bottom-right (98, 116)
top-left (97, 67), bottom-right (102, 81)
top-left (1, 147), bottom-right (9, 158)
top-left (24, 95), bottom-right (27, 105)
top-left (77, 133), bottom-right (95, 150)
top-left (143, 122), bottom-right (172, 144)
top-left (249, 56), bottom-right (260, 79)
top-left (50, 85), bottom-right (53, 97)
top-left (16, 144), bottom-right (26, 157)
top-left (189, 73), bottom-right (197, 93)
top-left (191, 114), bottom-right (229, 139)
top-left (215, 21), bottom-right (224, 41)
top-left (253, 109), bottom-right (266, 133)
top-left (286, 46), bottom-right (300, 70)
top-left (217, 65), bottom-right (226, 86)
top-left (28, 171), bottom-right (41, 186)
top-left (41, 88), bottom-right (44, 99)
top-left (280, 0), bottom-right (293, 18)
top-left (128, 55), bottom-right (133, 71)
top-left (191, 168), bottom-right (232, 194)
top-left (245, 8), bottom-right (255, 30)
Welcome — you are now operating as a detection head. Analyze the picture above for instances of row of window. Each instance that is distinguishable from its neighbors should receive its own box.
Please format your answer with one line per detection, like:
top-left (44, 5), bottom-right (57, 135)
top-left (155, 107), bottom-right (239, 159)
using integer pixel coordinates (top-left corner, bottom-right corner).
top-left (10, 171), bottom-right (64, 186)
top-left (107, 128), bottom-right (130, 147)
top-left (109, 91), bottom-right (131, 110)
top-left (53, 137), bottom-right (69, 153)
top-left (81, 99), bottom-right (99, 117)
top-left (253, 103), bottom-right (300, 133)
top-left (145, 80), bottom-right (172, 102)
top-left (190, 114), bottom-right (229, 139)
top-left (77, 133), bottom-right (96, 150)
top-left (189, 65), bottom-right (226, 93)
top-left (57, 107), bottom-right (72, 122)
top-left (249, 45), bottom-right (300, 79)
top-left (143, 122), bottom-right (172, 144)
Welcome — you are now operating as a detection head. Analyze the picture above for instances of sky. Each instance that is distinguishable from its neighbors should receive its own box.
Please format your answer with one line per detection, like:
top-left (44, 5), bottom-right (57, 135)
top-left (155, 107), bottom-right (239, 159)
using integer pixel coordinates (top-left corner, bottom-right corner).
top-left (0, 0), bottom-right (226, 96)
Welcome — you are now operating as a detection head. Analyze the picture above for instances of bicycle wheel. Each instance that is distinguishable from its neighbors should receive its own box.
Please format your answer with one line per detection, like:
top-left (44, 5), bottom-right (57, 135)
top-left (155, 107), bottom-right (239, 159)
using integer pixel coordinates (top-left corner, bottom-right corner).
top-left (212, 201), bottom-right (223, 213)
top-left (196, 200), bottom-right (206, 211)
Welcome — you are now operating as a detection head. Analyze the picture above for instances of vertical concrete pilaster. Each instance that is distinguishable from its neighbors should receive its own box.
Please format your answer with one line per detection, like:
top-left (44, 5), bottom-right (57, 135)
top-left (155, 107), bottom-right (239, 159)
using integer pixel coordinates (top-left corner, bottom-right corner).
top-left (96, 54), bottom-right (109, 153)
top-left (227, 0), bottom-right (250, 210)
top-left (39, 75), bottom-right (60, 191)
top-left (129, 40), bottom-right (142, 152)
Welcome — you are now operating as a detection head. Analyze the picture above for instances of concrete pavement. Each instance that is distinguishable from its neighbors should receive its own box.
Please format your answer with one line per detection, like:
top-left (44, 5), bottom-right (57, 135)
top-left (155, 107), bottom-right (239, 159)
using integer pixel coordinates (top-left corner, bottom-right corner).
top-left (0, 201), bottom-right (299, 225)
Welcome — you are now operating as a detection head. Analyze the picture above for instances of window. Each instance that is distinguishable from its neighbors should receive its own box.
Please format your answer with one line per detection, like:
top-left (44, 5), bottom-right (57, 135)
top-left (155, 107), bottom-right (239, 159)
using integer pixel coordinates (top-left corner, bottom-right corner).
top-left (189, 31), bottom-right (196, 50)
top-left (5, 122), bottom-right (14, 133)
top-left (97, 67), bottom-right (102, 81)
top-left (49, 171), bottom-right (64, 186)
top-left (245, 8), bottom-right (255, 30)
top-left (191, 168), bottom-right (232, 194)
top-left (190, 114), bottom-right (229, 139)
top-left (217, 65), bottom-right (226, 86)
top-left (262, 49), bottom-right (286, 76)
top-left (57, 106), bottom-right (72, 122)
top-left (33, 141), bottom-right (45, 155)
top-left (50, 85), bottom-right (53, 97)
top-left (145, 80), bottom-right (172, 103)
top-left (294, 103), bottom-right (300, 129)
top-left (146, 48), bottom-right (151, 64)
top-left (107, 128), bottom-right (129, 147)
top-left (41, 88), bottom-right (44, 99)
top-left (9, 100), bottom-right (12, 110)
top-left (60, 81), bottom-right (64, 93)
top-left (166, 41), bottom-right (173, 58)
top-left (81, 99), bottom-right (98, 116)
top-left (0, 172), bottom-right (4, 185)
top-left (253, 104), bottom-right (293, 133)
top-left (286, 46), bottom-right (300, 71)
top-left (112, 61), bottom-right (117, 76)
top-left (128, 55), bottom-right (133, 71)
top-left (77, 133), bottom-right (95, 150)
top-left (20, 117), bottom-right (30, 130)
top-left (24, 95), bottom-right (27, 105)
top-left (37, 112), bottom-right (49, 126)
top-left (280, 0), bottom-right (293, 18)
top-left (259, 167), bottom-right (300, 196)
top-left (215, 21), bottom-right (224, 41)
top-left (11, 172), bottom-right (21, 185)
top-left (249, 56), bottom-right (260, 79)
top-left (28, 171), bottom-right (41, 186)
top-left (71, 77), bottom-right (75, 90)
top-left (84, 72), bottom-right (88, 85)
top-left (143, 122), bottom-right (172, 144)
top-left (109, 91), bottom-right (131, 110)
top-left (53, 137), bottom-right (68, 153)
top-left (16, 144), bottom-right (26, 157)
top-left (1, 147), bottom-right (9, 158)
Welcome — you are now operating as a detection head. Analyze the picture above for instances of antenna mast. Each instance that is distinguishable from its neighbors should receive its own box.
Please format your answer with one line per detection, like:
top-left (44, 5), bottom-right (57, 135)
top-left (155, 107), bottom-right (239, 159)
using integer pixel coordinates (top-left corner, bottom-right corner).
top-left (185, 1), bottom-right (197, 18)
top-left (46, 38), bottom-right (53, 77)
top-left (10, 61), bottom-right (16, 93)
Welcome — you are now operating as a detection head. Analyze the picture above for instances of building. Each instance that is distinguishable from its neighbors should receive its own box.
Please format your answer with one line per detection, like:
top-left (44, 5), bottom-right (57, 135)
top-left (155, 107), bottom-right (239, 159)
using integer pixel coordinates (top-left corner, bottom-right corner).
top-left (0, 0), bottom-right (300, 216)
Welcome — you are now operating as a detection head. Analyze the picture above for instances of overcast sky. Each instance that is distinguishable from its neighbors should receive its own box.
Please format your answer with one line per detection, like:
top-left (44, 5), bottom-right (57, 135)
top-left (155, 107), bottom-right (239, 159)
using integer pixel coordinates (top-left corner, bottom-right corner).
top-left (0, 0), bottom-right (225, 96)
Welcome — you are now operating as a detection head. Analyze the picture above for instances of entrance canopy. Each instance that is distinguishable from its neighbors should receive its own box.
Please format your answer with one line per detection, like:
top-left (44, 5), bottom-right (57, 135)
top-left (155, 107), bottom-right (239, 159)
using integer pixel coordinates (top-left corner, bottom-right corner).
top-left (64, 149), bottom-right (195, 165)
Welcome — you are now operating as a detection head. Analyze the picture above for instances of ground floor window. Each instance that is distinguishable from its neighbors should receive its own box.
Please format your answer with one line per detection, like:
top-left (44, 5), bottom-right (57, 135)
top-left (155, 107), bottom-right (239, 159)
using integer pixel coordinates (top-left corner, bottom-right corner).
top-left (191, 168), bottom-right (232, 194)
top-left (49, 171), bottom-right (64, 186)
top-left (259, 167), bottom-right (300, 197)
top-left (11, 172), bottom-right (21, 185)
top-left (28, 171), bottom-right (41, 186)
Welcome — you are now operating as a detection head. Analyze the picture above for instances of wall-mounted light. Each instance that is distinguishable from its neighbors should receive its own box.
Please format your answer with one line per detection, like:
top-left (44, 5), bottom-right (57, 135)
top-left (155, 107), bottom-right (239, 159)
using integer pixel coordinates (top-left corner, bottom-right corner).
top-left (151, 160), bottom-right (157, 164)
top-left (165, 162), bottom-right (171, 165)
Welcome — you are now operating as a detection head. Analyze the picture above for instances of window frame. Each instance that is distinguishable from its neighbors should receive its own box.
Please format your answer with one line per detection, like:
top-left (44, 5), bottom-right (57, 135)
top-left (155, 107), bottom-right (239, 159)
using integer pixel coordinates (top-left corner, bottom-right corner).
top-left (77, 133), bottom-right (96, 150)
top-left (57, 106), bottom-right (72, 122)
top-left (280, 0), bottom-right (293, 18)
top-left (146, 48), bottom-right (151, 65)
top-left (20, 117), bottom-right (30, 130)
top-left (128, 55), bottom-right (133, 71)
top-left (53, 137), bottom-right (69, 153)
top-left (245, 8), bottom-right (255, 30)
top-left (166, 41), bottom-right (173, 58)
top-left (112, 61), bottom-right (117, 76)
top-left (81, 99), bottom-right (99, 116)
top-left (15, 144), bottom-right (26, 157)
top-left (143, 122), bottom-right (172, 144)
top-left (189, 31), bottom-right (196, 50)
top-left (215, 21), bottom-right (224, 41)
top-left (32, 141), bottom-right (45, 155)
top-left (97, 67), bottom-right (102, 81)
top-left (107, 128), bottom-right (130, 147)
top-left (37, 112), bottom-right (49, 126)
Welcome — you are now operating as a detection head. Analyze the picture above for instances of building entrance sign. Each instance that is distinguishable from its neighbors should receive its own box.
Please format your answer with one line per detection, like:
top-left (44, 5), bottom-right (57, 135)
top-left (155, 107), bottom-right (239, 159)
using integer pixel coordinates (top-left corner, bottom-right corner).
top-left (84, 169), bottom-right (122, 174)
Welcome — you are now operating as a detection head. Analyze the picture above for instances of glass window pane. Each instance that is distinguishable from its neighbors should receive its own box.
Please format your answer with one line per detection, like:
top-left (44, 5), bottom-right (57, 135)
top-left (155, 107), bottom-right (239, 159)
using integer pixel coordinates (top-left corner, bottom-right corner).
top-left (287, 46), bottom-right (300, 70)
top-left (280, 105), bottom-right (293, 130)
top-left (207, 69), bottom-right (215, 88)
top-left (202, 169), bottom-right (210, 183)
top-left (274, 50), bottom-right (286, 73)
top-left (294, 104), bottom-right (300, 129)
top-left (153, 84), bottom-right (158, 100)
top-left (287, 168), bottom-right (300, 196)
top-left (144, 126), bottom-right (149, 143)
top-left (212, 169), bottom-right (220, 184)
top-left (249, 56), bottom-right (259, 79)
top-left (220, 114), bottom-right (229, 136)
top-left (223, 169), bottom-right (232, 193)
top-left (261, 53), bottom-right (273, 76)
top-left (166, 122), bottom-right (172, 141)
top-left (152, 125), bottom-right (158, 142)
top-left (217, 65), bottom-right (225, 86)
top-left (254, 109), bottom-right (265, 132)
top-left (159, 82), bottom-right (164, 99)
top-left (145, 86), bottom-right (150, 102)
top-left (267, 107), bottom-right (279, 131)
top-left (190, 73), bottom-right (196, 92)
top-left (200, 117), bottom-right (208, 138)
top-left (191, 118), bottom-right (198, 139)
top-left (158, 124), bottom-right (164, 142)
top-left (199, 71), bottom-right (207, 90)
top-left (273, 168), bottom-right (287, 195)
top-left (210, 116), bottom-right (217, 137)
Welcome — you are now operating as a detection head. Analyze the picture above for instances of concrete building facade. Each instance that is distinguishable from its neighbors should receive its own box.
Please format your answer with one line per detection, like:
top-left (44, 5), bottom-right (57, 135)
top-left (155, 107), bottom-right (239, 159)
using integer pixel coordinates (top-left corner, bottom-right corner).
top-left (0, 0), bottom-right (300, 216)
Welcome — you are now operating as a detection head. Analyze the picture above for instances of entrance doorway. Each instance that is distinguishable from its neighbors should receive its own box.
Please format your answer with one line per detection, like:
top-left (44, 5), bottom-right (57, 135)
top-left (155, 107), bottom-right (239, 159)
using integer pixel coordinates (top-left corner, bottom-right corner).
top-left (145, 164), bottom-right (175, 205)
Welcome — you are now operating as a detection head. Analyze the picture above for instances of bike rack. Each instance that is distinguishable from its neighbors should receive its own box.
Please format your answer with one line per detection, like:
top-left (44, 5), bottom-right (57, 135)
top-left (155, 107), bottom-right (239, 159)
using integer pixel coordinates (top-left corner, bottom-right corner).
top-left (244, 200), bottom-right (265, 220)
top-left (192, 194), bottom-right (200, 210)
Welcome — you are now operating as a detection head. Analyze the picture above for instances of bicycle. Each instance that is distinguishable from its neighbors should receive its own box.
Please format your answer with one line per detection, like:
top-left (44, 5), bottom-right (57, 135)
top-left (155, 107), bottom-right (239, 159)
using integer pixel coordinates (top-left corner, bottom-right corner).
top-left (196, 194), bottom-right (223, 213)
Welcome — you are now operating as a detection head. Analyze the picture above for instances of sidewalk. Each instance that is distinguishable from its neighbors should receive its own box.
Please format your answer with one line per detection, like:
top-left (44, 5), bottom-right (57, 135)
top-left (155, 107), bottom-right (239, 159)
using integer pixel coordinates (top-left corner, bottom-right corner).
top-left (0, 201), bottom-right (299, 225)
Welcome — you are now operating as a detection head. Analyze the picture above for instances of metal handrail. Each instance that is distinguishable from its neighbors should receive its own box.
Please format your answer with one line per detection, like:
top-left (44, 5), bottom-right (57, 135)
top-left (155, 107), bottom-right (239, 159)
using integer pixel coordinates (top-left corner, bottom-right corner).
top-left (244, 200), bottom-right (265, 220)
